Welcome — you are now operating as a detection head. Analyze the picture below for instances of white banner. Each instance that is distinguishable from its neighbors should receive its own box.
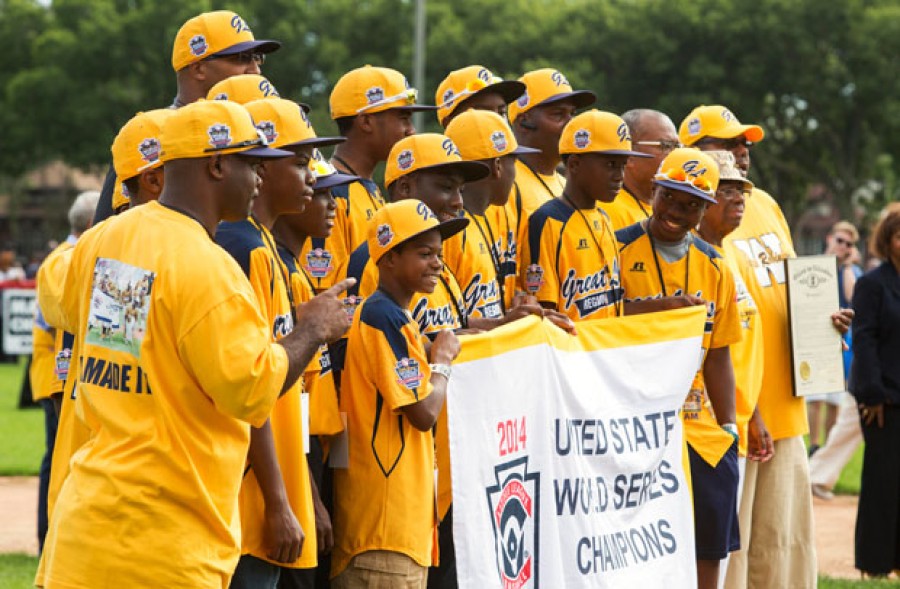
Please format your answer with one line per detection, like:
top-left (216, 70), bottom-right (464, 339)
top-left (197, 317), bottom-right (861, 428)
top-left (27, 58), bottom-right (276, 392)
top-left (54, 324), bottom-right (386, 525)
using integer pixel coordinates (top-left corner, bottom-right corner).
top-left (448, 307), bottom-right (707, 589)
top-left (2, 287), bottom-right (36, 355)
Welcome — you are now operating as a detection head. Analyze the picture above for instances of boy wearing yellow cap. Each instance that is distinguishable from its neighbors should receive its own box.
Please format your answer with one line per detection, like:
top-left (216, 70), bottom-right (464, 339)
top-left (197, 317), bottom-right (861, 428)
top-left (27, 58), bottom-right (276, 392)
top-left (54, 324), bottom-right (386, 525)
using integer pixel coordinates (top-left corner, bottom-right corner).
top-left (486, 68), bottom-right (596, 308)
top-left (521, 110), bottom-right (646, 322)
top-left (331, 200), bottom-right (465, 588)
top-left (296, 66), bottom-right (435, 296)
top-left (39, 100), bottom-right (354, 589)
top-left (214, 98), bottom-right (346, 588)
top-left (616, 147), bottom-right (741, 589)
top-left (435, 65), bottom-right (525, 127)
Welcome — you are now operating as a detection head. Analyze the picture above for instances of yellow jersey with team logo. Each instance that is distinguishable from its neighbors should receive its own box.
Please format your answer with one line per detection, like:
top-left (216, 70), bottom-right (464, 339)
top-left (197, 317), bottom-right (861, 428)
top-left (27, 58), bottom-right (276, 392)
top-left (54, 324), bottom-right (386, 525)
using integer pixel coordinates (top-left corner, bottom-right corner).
top-left (442, 210), bottom-right (505, 320)
top-left (486, 159), bottom-right (564, 308)
top-left (599, 186), bottom-right (653, 231)
top-left (41, 202), bottom-right (289, 589)
top-left (715, 244), bottom-right (764, 456)
top-left (617, 221), bottom-right (741, 467)
top-left (722, 187), bottom-right (803, 441)
top-left (278, 242), bottom-right (343, 436)
top-left (331, 290), bottom-right (438, 577)
top-left (520, 197), bottom-right (623, 322)
top-left (216, 217), bottom-right (317, 569)
top-left (298, 178), bottom-right (385, 291)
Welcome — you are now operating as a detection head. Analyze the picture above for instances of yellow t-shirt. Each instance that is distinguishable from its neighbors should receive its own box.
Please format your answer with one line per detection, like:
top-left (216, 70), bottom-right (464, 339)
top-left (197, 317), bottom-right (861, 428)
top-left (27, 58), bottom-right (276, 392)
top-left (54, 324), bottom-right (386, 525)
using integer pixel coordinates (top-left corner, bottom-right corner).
top-left (41, 202), bottom-right (289, 589)
top-left (216, 218), bottom-right (316, 569)
top-left (486, 159), bottom-right (565, 308)
top-left (32, 240), bottom-right (76, 401)
top-left (599, 187), bottom-right (653, 231)
top-left (331, 290), bottom-right (437, 577)
top-left (520, 198), bottom-right (623, 322)
top-left (278, 243), bottom-right (343, 437)
top-left (722, 187), bottom-right (803, 440)
top-left (298, 178), bottom-right (385, 291)
top-left (715, 245), bottom-right (764, 456)
top-left (442, 210), bottom-right (505, 320)
top-left (617, 222), bottom-right (741, 466)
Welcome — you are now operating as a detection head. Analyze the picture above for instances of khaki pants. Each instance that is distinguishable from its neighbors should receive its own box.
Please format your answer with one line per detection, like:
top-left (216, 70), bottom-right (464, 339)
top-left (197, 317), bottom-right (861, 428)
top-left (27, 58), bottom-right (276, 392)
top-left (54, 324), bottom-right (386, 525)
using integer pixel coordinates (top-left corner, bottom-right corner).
top-left (332, 550), bottom-right (428, 589)
top-left (724, 436), bottom-right (816, 589)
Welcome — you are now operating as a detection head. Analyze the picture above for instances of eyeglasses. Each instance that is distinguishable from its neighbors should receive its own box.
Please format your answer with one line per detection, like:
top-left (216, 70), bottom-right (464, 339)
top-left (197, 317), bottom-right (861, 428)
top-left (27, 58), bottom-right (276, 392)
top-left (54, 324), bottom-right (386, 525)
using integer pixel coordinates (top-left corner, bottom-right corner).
top-left (716, 186), bottom-right (751, 201)
top-left (655, 167), bottom-right (715, 196)
top-left (635, 140), bottom-right (682, 153)
top-left (207, 51), bottom-right (266, 65)
top-left (834, 236), bottom-right (856, 247)
top-left (697, 136), bottom-right (753, 150)
top-left (356, 88), bottom-right (418, 114)
top-left (204, 129), bottom-right (268, 153)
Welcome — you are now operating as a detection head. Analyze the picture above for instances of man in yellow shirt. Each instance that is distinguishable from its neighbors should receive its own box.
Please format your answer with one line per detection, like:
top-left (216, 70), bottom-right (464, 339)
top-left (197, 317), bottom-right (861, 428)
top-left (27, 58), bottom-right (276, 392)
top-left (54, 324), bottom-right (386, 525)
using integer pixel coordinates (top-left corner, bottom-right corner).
top-left (681, 105), bottom-right (851, 589)
top-left (39, 100), bottom-right (354, 589)
top-left (331, 200), bottom-right (464, 587)
top-left (298, 66), bottom-right (436, 292)
top-left (600, 109), bottom-right (680, 230)
top-left (488, 68), bottom-right (596, 307)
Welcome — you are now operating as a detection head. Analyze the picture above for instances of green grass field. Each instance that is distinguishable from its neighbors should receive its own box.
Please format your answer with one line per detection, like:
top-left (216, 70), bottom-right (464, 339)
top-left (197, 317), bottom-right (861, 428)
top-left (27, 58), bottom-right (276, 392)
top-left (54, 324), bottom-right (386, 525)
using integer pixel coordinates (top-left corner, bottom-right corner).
top-left (0, 358), bottom-right (44, 476)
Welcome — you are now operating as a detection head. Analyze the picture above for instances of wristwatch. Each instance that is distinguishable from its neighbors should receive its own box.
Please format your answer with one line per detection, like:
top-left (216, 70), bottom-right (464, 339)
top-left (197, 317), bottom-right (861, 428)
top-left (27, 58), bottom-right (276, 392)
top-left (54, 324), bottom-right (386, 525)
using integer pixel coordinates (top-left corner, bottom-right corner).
top-left (429, 363), bottom-right (452, 380)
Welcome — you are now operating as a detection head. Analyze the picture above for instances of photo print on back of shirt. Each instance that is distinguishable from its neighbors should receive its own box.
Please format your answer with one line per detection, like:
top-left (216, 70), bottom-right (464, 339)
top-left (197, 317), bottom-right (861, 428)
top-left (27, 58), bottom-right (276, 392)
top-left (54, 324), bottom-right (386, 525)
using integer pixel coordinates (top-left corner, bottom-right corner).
top-left (87, 258), bottom-right (155, 358)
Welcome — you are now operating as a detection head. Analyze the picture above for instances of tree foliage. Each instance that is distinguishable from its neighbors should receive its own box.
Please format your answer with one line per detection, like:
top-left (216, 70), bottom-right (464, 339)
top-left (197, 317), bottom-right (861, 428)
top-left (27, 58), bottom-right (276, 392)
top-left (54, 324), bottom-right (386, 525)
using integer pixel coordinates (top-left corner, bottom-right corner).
top-left (1, 0), bottom-right (897, 221)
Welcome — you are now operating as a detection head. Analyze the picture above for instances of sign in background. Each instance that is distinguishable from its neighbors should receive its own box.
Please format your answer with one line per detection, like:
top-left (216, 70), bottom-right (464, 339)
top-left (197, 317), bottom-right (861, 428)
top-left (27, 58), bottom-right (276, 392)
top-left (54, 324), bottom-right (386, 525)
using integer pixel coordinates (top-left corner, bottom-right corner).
top-left (448, 308), bottom-right (707, 589)
top-left (2, 287), bottom-right (37, 355)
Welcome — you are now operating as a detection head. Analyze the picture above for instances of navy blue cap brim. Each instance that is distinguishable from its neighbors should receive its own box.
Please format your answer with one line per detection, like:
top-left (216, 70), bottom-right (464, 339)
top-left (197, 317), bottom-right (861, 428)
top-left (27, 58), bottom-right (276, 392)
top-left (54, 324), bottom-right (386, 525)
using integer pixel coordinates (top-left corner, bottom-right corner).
top-left (512, 145), bottom-right (541, 156)
top-left (437, 216), bottom-right (470, 241)
top-left (417, 161), bottom-right (491, 184)
top-left (315, 171), bottom-right (361, 191)
top-left (239, 145), bottom-right (295, 158)
top-left (283, 135), bottom-right (347, 149)
top-left (653, 178), bottom-right (718, 203)
top-left (598, 149), bottom-right (654, 158)
top-left (471, 80), bottom-right (527, 106)
top-left (213, 39), bottom-right (282, 56)
top-left (538, 90), bottom-right (597, 110)
top-left (392, 104), bottom-right (439, 112)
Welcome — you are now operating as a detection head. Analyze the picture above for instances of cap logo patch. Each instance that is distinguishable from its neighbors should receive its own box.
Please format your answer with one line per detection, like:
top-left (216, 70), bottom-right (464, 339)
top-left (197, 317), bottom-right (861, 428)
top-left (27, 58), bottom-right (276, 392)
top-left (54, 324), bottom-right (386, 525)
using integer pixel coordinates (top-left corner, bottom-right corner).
top-left (477, 68), bottom-right (492, 83)
top-left (687, 117), bottom-right (701, 136)
top-left (491, 131), bottom-right (508, 153)
top-left (682, 159), bottom-right (707, 178)
top-left (517, 91), bottom-right (529, 108)
top-left (617, 122), bottom-right (630, 143)
top-left (365, 86), bottom-right (385, 105)
top-left (442, 138), bottom-right (461, 157)
top-left (416, 201), bottom-right (436, 221)
top-left (208, 124), bottom-right (232, 149)
top-left (230, 15), bottom-right (251, 34)
top-left (212, 92), bottom-right (229, 100)
top-left (397, 149), bottom-right (414, 171)
top-left (189, 35), bottom-right (208, 57)
top-left (257, 121), bottom-right (278, 145)
top-left (525, 264), bottom-right (544, 294)
top-left (258, 80), bottom-right (278, 97)
top-left (137, 138), bottom-right (161, 163)
top-left (574, 129), bottom-right (591, 150)
top-left (551, 71), bottom-right (569, 87)
top-left (721, 109), bottom-right (735, 122)
top-left (376, 223), bottom-right (394, 247)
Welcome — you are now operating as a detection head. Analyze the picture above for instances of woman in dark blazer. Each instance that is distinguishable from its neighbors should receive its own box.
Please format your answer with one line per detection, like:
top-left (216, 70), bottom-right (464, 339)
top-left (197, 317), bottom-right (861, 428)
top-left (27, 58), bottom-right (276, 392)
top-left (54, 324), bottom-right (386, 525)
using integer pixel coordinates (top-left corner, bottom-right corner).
top-left (850, 204), bottom-right (900, 578)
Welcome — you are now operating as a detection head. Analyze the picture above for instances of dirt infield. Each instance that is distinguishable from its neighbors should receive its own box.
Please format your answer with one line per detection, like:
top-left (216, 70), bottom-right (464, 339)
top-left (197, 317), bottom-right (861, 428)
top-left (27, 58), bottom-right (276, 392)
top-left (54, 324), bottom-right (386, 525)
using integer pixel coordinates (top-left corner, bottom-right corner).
top-left (0, 476), bottom-right (862, 578)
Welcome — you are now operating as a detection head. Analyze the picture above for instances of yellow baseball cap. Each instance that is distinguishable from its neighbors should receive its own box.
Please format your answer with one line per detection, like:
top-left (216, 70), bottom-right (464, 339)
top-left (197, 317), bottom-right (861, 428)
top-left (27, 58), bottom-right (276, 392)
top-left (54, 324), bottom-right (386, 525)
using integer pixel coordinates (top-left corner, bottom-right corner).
top-left (171, 10), bottom-right (280, 72)
top-left (208, 74), bottom-right (313, 114)
top-left (705, 150), bottom-right (753, 191)
top-left (158, 100), bottom-right (293, 163)
top-left (329, 65), bottom-right (436, 119)
top-left (652, 148), bottom-right (720, 203)
top-left (111, 109), bottom-right (174, 181)
top-left (384, 133), bottom-right (491, 188)
top-left (112, 179), bottom-right (129, 212)
top-left (444, 110), bottom-right (539, 160)
top-left (507, 68), bottom-right (596, 123)
top-left (244, 97), bottom-right (344, 150)
top-left (435, 65), bottom-right (526, 126)
top-left (368, 199), bottom-right (469, 264)
top-left (559, 110), bottom-right (653, 158)
top-left (678, 105), bottom-right (765, 146)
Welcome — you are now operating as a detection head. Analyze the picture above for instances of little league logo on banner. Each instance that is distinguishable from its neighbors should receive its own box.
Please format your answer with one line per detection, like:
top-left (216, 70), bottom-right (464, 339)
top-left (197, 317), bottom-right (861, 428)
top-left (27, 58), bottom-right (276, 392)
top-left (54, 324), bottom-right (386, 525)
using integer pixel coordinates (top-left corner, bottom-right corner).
top-left (448, 307), bottom-right (707, 588)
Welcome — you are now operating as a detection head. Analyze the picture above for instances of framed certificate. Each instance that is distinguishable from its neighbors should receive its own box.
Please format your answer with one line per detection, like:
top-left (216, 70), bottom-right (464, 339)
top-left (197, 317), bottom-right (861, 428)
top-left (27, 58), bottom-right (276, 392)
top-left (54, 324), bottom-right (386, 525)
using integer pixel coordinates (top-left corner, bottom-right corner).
top-left (785, 255), bottom-right (846, 397)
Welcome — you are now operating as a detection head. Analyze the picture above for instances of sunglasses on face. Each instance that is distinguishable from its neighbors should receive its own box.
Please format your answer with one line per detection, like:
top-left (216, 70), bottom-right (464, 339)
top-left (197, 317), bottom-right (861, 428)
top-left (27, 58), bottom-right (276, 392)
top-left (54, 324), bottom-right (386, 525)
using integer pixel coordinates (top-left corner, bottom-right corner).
top-left (716, 186), bottom-right (751, 201)
top-left (634, 140), bottom-right (683, 153)
top-left (834, 236), bottom-right (856, 247)
top-left (207, 51), bottom-right (266, 65)
top-left (698, 136), bottom-right (753, 150)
